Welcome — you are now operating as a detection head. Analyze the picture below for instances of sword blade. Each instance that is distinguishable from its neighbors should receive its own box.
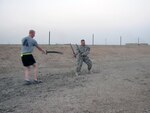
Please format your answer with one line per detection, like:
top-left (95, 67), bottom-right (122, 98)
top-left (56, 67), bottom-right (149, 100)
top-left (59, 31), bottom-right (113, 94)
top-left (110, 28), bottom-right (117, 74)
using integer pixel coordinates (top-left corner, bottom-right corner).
top-left (46, 50), bottom-right (63, 54)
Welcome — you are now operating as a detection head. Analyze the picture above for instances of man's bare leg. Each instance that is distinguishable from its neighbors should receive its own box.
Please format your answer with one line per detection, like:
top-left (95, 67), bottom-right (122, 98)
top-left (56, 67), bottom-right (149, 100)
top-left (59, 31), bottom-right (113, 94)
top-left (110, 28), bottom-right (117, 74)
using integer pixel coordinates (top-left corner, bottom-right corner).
top-left (33, 63), bottom-right (38, 81)
top-left (24, 66), bottom-right (32, 85)
top-left (33, 63), bottom-right (42, 84)
top-left (25, 66), bottom-right (30, 81)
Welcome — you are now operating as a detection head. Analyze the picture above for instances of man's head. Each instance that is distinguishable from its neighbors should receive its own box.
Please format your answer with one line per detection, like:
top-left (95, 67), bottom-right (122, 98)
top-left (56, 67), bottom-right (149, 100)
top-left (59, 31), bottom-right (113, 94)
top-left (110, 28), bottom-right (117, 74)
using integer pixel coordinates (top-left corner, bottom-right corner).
top-left (29, 30), bottom-right (35, 38)
top-left (81, 39), bottom-right (85, 46)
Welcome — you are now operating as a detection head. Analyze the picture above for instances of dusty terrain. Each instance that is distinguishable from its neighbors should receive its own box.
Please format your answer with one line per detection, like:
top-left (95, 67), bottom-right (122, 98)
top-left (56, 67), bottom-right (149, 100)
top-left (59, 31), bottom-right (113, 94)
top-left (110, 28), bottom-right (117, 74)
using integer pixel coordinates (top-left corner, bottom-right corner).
top-left (0, 44), bottom-right (150, 113)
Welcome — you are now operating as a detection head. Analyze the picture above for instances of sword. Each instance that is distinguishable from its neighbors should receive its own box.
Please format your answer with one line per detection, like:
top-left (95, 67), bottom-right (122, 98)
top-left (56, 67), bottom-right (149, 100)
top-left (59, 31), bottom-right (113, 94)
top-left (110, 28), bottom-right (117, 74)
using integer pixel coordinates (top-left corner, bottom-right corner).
top-left (46, 50), bottom-right (63, 54)
top-left (70, 43), bottom-right (76, 58)
top-left (76, 44), bottom-right (83, 54)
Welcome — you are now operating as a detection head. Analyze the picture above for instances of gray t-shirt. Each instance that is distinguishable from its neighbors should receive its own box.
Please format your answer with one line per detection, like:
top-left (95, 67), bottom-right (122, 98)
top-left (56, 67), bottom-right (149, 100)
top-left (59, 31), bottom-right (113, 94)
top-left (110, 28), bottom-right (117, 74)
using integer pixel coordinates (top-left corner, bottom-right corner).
top-left (21, 36), bottom-right (38, 54)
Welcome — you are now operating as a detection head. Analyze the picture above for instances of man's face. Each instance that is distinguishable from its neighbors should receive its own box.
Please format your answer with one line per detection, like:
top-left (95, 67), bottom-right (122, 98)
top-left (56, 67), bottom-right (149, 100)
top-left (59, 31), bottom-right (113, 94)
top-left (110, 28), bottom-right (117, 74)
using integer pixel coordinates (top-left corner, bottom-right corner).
top-left (81, 40), bottom-right (85, 46)
top-left (30, 32), bottom-right (35, 38)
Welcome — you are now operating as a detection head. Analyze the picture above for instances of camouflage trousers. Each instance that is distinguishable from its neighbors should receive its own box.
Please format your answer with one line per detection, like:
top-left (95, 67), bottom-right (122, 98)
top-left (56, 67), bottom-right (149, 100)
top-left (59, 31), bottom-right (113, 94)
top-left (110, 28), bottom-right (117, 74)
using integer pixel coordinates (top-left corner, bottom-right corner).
top-left (76, 56), bottom-right (92, 73)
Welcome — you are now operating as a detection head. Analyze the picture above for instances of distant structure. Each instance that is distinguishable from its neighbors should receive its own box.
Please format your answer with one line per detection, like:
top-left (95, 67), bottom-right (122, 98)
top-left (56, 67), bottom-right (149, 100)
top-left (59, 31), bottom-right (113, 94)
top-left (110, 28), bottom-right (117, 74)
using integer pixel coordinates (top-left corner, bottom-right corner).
top-left (138, 37), bottom-right (140, 45)
top-left (120, 36), bottom-right (122, 46)
top-left (92, 34), bottom-right (94, 45)
top-left (126, 43), bottom-right (149, 46)
top-left (49, 31), bottom-right (50, 45)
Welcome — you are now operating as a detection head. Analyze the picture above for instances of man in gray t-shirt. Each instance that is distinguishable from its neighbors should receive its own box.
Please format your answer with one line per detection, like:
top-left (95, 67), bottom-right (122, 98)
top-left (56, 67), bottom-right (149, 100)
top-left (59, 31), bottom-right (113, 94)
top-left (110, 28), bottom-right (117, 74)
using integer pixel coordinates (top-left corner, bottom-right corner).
top-left (21, 30), bottom-right (46, 85)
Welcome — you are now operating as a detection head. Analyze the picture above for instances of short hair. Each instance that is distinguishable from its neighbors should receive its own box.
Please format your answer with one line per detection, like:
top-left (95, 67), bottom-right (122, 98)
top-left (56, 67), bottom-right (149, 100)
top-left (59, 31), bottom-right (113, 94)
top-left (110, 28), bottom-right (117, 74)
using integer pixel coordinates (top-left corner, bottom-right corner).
top-left (29, 30), bottom-right (35, 34)
top-left (81, 39), bottom-right (85, 42)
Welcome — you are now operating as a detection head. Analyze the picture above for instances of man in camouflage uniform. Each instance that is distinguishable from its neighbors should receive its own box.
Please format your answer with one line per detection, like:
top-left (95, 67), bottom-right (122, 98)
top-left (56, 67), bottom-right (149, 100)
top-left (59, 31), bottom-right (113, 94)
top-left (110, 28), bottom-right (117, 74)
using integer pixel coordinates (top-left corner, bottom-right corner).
top-left (74, 39), bottom-right (92, 76)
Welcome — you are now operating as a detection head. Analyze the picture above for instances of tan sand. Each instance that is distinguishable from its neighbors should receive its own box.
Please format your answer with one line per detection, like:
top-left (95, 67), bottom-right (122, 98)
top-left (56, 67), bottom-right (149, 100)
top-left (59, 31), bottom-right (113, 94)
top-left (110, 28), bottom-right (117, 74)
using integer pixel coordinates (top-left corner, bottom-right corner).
top-left (0, 45), bottom-right (150, 113)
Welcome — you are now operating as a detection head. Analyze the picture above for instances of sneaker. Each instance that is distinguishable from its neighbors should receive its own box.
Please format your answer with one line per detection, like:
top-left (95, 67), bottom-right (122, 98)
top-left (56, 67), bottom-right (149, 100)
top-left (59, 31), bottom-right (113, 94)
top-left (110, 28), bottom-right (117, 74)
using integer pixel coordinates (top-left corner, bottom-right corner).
top-left (33, 80), bottom-right (42, 84)
top-left (24, 80), bottom-right (32, 85)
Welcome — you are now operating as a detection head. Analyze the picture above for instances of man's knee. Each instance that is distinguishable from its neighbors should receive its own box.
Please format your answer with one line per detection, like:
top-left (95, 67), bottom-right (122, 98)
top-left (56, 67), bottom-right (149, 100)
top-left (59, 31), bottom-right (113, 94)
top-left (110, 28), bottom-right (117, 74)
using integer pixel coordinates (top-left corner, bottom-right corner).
top-left (76, 64), bottom-right (82, 72)
top-left (87, 61), bottom-right (92, 70)
top-left (76, 67), bottom-right (81, 72)
top-left (88, 63), bottom-right (92, 69)
top-left (25, 66), bottom-right (30, 70)
top-left (77, 60), bottom-right (83, 67)
top-left (33, 63), bottom-right (37, 68)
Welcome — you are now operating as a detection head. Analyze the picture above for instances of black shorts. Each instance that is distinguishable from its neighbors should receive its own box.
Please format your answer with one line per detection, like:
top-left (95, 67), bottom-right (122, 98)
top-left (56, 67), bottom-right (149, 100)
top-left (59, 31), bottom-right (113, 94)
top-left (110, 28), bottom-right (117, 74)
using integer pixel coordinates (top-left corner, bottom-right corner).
top-left (21, 54), bottom-right (36, 67)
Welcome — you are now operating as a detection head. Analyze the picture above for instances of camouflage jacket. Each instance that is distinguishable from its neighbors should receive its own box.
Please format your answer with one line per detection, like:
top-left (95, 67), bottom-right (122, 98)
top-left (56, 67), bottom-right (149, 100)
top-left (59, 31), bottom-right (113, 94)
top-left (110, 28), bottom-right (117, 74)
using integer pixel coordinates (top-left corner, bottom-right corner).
top-left (76, 45), bottom-right (90, 57)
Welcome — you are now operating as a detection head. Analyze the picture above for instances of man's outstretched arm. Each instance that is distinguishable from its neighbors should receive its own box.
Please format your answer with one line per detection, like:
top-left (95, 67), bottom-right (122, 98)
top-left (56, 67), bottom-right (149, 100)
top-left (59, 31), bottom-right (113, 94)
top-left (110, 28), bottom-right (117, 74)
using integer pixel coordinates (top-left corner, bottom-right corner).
top-left (36, 45), bottom-right (46, 54)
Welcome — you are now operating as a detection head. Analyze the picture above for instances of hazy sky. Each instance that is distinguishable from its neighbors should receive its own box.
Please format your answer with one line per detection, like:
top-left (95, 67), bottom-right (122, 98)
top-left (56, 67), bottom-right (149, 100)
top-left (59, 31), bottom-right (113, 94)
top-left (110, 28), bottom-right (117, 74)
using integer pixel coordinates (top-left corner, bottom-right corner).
top-left (0, 0), bottom-right (150, 45)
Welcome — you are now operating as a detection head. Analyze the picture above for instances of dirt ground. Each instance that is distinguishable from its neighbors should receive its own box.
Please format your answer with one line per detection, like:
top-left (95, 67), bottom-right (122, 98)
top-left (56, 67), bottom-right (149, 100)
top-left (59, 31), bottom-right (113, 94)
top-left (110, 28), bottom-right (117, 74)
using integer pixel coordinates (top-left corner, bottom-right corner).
top-left (0, 44), bottom-right (150, 113)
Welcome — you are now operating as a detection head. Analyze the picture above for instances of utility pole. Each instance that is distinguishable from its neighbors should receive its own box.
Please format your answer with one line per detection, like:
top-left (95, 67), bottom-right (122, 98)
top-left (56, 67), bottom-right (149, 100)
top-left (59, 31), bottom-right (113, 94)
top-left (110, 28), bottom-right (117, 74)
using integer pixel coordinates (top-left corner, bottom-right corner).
top-left (138, 37), bottom-right (140, 45)
top-left (49, 31), bottom-right (50, 45)
top-left (120, 36), bottom-right (122, 46)
top-left (92, 33), bottom-right (94, 45)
